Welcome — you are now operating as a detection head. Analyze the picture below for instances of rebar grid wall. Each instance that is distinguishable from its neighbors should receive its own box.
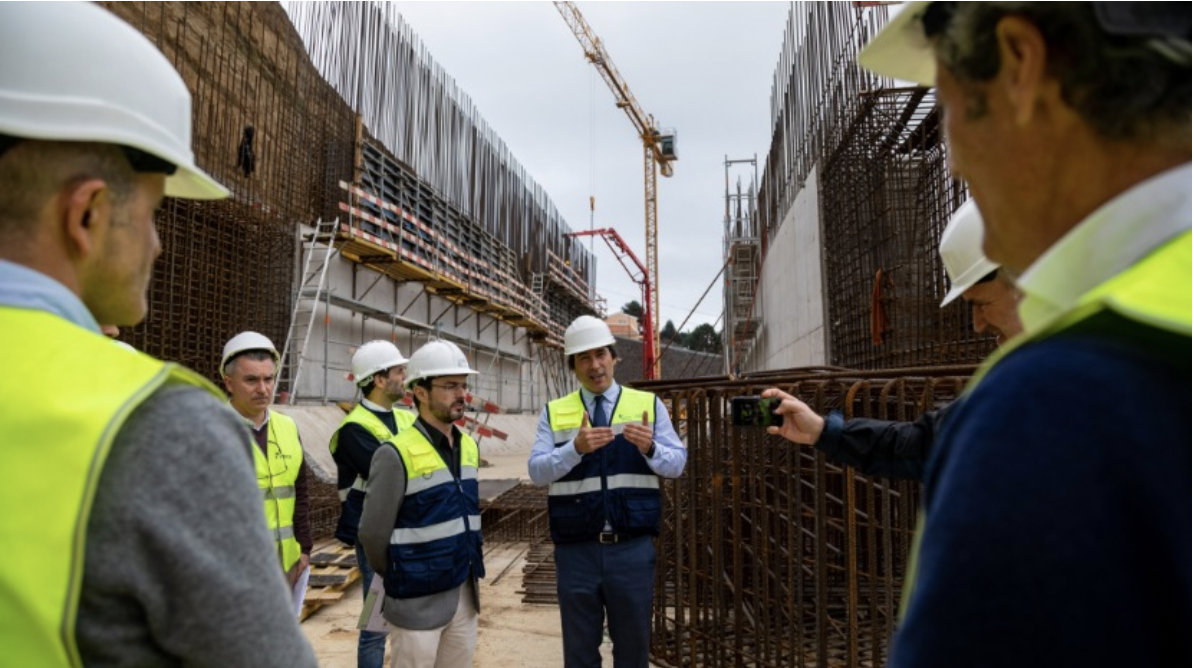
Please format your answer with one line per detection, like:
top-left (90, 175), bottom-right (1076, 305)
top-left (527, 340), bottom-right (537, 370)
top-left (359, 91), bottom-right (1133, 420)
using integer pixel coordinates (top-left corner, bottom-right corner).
top-left (99, 2), bottom-right (356, 377)
top-left (284, 1), bottom-right (597, 299)
top-left (638, 367), bottom-right (973, 668)
top-left (760, 3), bottom-right (996, 371)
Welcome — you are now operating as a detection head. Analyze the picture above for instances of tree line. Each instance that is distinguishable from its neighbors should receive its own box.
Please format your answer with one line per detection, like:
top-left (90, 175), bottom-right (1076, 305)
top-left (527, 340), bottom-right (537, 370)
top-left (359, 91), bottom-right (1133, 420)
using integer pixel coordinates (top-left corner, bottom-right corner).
top-left (620, 301), bottom-right (721, 354)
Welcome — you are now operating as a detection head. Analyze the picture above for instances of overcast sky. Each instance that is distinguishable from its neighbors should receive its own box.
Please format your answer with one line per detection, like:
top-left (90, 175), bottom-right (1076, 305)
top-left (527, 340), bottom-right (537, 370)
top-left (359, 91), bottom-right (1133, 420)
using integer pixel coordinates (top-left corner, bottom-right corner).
top-left (389, 2), bottom-right (793, 332)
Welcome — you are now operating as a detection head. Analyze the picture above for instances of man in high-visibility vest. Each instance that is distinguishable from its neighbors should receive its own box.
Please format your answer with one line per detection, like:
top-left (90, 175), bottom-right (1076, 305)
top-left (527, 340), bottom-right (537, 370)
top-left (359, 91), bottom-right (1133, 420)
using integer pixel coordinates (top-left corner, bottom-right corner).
top-left (358, 339), bottom-right (485, 668)
top-left (221, 331), bottom-right (313, 589)
top-left (857, 4), bottom-right (1190, 667)
top-left (529, 316), bottom-right (688, 668)
top-left (0, 3), bottom-right (316, 666)
top-left (331, 339), bottom-right (415, 668)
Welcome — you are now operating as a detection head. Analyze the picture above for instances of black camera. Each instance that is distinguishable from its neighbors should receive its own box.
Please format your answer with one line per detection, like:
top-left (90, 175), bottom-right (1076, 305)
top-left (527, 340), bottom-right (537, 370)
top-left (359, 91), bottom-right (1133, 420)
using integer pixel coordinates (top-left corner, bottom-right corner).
top-left (729, 395), bottom-right (784, 428)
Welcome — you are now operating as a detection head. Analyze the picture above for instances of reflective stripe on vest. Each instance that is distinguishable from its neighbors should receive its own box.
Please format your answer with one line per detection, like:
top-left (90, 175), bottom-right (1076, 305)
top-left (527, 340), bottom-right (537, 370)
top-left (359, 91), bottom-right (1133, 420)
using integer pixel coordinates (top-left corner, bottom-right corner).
top-left (338, 476), bottom-right (367, 503)
top-left (253, 412), bottom-right (304, 573)
top-left (900, 231), bottom-right (1192, 617)
top-left (548, 473), bottom-right (661, 496)
top-left (383, 425), bottom-right (485, 599)
top-left (0, 307), bottom-right (223, 668)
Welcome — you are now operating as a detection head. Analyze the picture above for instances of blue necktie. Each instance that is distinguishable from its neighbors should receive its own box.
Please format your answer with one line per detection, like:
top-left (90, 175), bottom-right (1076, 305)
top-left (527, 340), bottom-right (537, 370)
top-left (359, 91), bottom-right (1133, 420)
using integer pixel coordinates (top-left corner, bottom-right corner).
top-left (592, 394), bottom-right (608, 428)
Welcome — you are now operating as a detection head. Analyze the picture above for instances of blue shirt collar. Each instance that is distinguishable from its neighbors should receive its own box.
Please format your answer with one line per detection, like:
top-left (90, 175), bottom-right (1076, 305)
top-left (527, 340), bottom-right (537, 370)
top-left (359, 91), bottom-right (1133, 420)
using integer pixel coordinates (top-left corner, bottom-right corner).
top-left (0, 260), bottom-right (100, 333)
top-left (579, 381), bottom-right (620, 407)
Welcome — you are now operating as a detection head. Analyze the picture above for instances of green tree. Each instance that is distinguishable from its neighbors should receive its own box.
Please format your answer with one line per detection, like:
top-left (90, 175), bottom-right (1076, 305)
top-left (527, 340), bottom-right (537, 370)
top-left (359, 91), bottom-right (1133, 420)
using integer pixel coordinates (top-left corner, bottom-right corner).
top-left (660, 319), bottom-right (678, 344)
top-left (686, 323), bottom-right (721, 354)
top-left (621, 300), bottom-right (643, 321)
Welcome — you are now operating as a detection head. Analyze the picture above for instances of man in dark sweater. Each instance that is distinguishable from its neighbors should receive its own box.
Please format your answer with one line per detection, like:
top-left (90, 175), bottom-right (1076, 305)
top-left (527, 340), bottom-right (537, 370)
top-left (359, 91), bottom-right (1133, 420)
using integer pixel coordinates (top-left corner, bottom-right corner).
top-left (765, 199), bottom-right (1022, 480)
top-left (857, 3), bottom-right (1191, 666)
top-left (330, 339), bottom-right (415, 668)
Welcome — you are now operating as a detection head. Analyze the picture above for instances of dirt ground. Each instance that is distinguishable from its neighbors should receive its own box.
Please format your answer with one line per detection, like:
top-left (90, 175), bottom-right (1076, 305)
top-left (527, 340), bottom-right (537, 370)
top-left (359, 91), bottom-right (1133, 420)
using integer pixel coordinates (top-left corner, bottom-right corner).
top-left (301, 438), bottom-right (646, 666)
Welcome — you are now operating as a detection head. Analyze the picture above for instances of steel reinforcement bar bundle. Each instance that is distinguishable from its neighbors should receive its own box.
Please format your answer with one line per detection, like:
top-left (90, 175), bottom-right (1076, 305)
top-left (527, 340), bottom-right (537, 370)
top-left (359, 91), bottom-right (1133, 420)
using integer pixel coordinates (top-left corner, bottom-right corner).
top-left (638, 366), bottom-right (974, 668)
top-left (759, 3), bottom-right (992, 372)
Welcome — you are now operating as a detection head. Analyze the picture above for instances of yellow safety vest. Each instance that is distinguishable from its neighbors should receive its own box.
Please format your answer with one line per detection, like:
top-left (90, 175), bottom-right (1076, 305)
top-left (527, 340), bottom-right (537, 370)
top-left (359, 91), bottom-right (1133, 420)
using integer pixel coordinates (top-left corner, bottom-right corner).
top-left (0, 307), bottom-right (222, 668)
top-left (900, 231), bottom-right (1192, 616)
top-left (253, 412), bottom-right (305, 573)
top-left (329, 404), bottom-right (416, 500)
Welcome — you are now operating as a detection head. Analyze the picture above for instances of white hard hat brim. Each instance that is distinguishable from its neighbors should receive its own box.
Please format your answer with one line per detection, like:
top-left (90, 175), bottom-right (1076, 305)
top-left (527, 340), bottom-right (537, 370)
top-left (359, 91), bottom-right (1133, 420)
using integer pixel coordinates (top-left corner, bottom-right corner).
top-left (939, 256), bottom-right (1000, 307)
top-left (856, 1), bottom-right (937, 87)
top-left (168, 165), bottom-right (229, 200)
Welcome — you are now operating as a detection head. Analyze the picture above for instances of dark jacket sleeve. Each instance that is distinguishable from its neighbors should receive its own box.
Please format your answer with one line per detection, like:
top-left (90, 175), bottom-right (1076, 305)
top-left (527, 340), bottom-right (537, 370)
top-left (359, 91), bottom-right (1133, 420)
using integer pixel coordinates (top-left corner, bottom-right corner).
top-left (814, 400), bottom-right (957, 481)
top-left (294, 458), bottom-right (313, 554)
top-left (336, 422), bottom-right (385, 481)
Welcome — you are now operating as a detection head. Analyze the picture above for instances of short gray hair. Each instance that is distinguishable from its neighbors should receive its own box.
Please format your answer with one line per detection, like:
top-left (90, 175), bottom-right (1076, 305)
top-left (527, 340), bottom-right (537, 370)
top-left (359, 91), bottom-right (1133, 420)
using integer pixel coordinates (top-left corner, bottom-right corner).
top-left (223, 350), bottom-right (276, 378)
top-left (0, 140), bottom-right (136, 243)
top-left (931, 2), bottom-right (1190, 141)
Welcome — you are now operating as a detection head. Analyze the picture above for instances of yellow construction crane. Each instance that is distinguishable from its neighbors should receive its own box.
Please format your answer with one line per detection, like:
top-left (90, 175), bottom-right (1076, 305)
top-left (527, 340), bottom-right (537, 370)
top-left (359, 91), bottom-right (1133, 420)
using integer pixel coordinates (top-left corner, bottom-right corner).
top-left (554, 1), bottom-right (677, 380)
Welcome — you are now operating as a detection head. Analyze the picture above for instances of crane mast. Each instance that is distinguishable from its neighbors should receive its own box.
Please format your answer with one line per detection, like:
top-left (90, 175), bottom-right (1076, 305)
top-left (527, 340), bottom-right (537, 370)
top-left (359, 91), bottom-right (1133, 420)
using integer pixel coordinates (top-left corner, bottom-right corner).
top-left (554, 1), bottom-right (677, 380)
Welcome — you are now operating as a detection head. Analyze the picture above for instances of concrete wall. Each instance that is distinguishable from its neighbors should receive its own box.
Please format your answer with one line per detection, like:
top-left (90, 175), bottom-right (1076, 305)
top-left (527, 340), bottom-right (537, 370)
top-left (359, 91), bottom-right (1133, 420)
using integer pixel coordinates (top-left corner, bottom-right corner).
top-left (290, 228), bottom-right (549, 413)
top-left (754, 166), bottom-right (828, 370)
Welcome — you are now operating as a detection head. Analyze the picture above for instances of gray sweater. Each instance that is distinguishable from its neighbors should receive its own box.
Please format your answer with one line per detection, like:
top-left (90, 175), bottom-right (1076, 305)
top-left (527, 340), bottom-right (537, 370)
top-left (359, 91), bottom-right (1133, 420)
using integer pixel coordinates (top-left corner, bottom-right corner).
top-left (74, 384), bottom-right (318, 667)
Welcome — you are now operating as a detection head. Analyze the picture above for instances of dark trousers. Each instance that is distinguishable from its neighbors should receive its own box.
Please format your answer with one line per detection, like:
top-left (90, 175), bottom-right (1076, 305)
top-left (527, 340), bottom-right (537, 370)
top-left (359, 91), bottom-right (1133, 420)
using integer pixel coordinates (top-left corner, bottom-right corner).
top-left (555, 535), bottom-right (655, 668)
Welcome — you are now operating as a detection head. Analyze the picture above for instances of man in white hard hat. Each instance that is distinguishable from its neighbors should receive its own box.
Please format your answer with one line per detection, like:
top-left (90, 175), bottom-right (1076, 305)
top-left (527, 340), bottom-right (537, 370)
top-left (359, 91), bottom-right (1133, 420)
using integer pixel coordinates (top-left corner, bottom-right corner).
top-left (528, 315), bottom-right (688, 668)
top-left (331, 339), bottom-right (416, 668)
top-left (221, 331), bottom-right (313, 591)
top-left (0, 3), bottom-right (316, 666)
top-left (857, 4), bottom-right (1190, 667)
top-left (763, 200), bottom-right (1021, 479)
top-left (358, 340), bottom-right (485, 668)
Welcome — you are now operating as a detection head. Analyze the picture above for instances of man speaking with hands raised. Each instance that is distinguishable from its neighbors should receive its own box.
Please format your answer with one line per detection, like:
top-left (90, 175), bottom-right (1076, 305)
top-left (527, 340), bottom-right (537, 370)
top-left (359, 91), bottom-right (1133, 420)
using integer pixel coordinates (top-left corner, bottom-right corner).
top-left (529, 315), bottom-right (687, 668)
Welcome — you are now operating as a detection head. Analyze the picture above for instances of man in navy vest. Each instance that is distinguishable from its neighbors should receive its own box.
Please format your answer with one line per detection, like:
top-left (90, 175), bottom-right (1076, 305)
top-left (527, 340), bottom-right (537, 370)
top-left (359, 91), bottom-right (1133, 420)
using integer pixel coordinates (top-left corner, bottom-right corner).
top-left (529, 316), bottom-right (687, 667)
top-left (359, 340), bottom-right (484, 668)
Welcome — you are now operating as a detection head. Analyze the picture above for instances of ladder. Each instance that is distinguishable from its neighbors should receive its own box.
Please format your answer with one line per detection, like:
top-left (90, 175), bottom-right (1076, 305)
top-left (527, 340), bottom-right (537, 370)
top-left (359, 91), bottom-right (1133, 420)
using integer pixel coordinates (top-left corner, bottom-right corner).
top-left (277, 218), bottom-right (340, 404)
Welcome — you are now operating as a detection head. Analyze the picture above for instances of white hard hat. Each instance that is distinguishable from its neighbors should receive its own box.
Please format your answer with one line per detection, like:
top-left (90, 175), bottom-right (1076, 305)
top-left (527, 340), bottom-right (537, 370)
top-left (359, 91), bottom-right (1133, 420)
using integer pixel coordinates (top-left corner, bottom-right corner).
top-left (352, 340), bottom-right (409, 387)
top-left (404, 340), bottom-right (477, 389)
top-left (0, 2), bottom-right (228, 200)
top-left (856, 1), bottom-right (937, 86)
top-left (939, 200), bottom-right (1000, 307)
top-left (221, 331), bottom-right (279, 376)
top-left (563, 315), bottom-right (616, 356)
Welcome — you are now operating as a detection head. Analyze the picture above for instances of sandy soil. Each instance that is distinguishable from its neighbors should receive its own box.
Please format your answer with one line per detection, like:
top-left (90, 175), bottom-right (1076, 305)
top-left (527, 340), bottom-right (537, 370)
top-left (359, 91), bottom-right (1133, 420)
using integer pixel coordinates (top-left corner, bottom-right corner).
top-left (302, 425), bottom-right (645, 666)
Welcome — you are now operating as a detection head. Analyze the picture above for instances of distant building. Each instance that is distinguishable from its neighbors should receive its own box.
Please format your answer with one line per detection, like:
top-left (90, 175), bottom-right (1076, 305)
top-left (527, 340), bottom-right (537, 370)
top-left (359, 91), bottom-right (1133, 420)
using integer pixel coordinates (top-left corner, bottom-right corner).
top-left (606, 313), bottom-right (641, 340)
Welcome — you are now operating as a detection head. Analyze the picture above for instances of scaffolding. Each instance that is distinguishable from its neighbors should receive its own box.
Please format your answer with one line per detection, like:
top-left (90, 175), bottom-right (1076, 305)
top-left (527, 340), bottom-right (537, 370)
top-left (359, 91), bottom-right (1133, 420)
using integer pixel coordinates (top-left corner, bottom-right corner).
top-left (723, 156), bottom-right (762, 375)
top-left (98, 2), bottom-right (600, 407)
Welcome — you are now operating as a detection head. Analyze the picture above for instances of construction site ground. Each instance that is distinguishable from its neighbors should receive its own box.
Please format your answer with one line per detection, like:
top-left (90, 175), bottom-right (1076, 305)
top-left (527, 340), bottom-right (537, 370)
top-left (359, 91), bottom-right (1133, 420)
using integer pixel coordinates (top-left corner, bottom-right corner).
top-left (301, 422), bottom-right (660, 666)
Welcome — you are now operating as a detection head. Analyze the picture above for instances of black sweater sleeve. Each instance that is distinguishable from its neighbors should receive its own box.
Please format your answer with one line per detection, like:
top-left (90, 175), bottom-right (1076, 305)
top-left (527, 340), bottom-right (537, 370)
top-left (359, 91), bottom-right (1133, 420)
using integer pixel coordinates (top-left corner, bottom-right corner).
top-left (335, 422), bottom-right (385, 483)
top-left (813, 399), bottom-right (956, 481)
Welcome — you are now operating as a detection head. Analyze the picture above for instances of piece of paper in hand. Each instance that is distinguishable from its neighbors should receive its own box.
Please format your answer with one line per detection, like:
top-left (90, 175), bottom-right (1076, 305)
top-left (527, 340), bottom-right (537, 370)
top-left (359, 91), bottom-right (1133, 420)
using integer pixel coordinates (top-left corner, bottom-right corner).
top-left (292, 565), bottom-right (310, 618)
top-left (358, 575), bottom-right (390, 633)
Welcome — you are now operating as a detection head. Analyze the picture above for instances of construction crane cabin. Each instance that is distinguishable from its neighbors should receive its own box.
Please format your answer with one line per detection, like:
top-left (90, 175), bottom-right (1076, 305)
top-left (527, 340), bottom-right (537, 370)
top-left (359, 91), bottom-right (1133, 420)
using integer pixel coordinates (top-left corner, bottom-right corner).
top-left (554, 1), bottom-right (678, 380)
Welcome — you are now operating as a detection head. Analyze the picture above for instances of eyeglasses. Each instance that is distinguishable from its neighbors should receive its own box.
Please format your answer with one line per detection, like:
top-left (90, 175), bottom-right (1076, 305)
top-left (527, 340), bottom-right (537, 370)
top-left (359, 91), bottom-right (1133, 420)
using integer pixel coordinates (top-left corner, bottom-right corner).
top-left (430, 382), bottom-right (469, 394)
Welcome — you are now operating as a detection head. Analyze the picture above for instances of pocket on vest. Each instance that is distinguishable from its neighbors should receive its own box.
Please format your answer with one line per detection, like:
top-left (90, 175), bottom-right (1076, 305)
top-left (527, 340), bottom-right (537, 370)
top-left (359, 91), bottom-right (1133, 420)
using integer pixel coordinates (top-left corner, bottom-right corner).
top-left (396, 540), bottom-right (457, 597)
top-left (620, 492), bottom-right (661, 533)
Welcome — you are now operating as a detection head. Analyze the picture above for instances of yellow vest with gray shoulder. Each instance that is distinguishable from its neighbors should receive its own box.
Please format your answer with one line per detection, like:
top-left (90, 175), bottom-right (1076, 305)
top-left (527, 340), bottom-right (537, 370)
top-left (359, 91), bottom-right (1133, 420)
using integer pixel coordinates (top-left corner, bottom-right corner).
top-left (0, 307), bottom-right (224, 668)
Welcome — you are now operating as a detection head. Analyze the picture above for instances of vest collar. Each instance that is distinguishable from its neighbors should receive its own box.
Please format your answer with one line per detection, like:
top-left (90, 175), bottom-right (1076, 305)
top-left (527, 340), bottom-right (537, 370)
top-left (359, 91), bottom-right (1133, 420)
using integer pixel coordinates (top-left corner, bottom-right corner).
top-left (1017, 163), bottom-right (1191, 335)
